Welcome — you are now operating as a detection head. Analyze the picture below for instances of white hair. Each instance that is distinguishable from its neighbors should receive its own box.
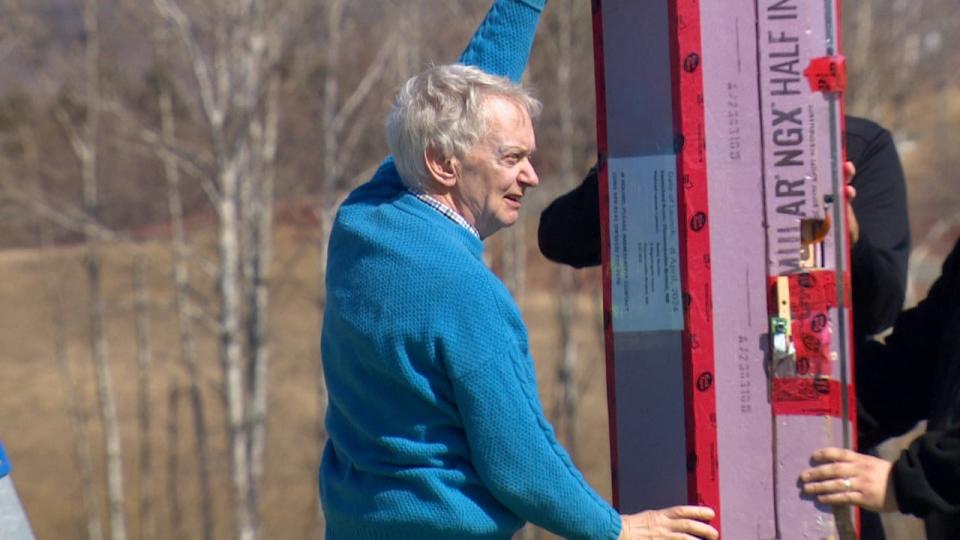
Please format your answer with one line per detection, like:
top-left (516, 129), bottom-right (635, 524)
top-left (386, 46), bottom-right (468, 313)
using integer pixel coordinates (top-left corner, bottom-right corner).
top-left (385, 64), bottom-right (542, 189)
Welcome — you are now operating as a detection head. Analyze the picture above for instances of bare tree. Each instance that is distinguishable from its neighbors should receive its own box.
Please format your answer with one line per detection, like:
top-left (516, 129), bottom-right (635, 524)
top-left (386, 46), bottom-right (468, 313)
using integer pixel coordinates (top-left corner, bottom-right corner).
top-left (55, 0), bottom-right (129, 538)
top-left (149, 21), bottom-right (217, 540)
top-left (0, 0), bottom-right (35, 64)
top-left (844, 0), bottom-right (960, 131)
top-left (550, 0), bottom-right (581, 457)
top-left (132, 254), bottom-right (156, 540)
top-left (28, 123), bottom-right (105, 540)
top-left (243, 65), bottom-right (280, 533)
top-left (46, 257), bottom-right (105, 540)
top-left (165, 383), bottom-right (185, 540)
top-left (317, 0), bottom-right (398, 276)
top-left (148, 1), bottom-right (306, 537)
top-left (843, 0), bottom-right (928, 127)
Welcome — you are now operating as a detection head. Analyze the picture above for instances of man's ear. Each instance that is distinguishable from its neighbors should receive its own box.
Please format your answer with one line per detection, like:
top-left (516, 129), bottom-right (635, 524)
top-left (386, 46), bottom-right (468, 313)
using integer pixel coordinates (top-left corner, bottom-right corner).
top-left (424, 145), bottom-right (458, 188)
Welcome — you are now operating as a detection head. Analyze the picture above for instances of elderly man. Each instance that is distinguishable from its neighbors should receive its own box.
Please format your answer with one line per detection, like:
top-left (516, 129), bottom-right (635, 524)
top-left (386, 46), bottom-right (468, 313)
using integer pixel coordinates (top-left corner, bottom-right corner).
top-left (318, 2), bottom-right (718, 539)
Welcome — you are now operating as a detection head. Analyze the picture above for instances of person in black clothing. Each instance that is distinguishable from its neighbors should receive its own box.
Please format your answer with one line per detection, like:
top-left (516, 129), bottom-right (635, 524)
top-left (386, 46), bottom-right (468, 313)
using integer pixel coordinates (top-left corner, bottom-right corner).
top-left (800, 238), bottom-right (960, 540)
top-left (537, 115), bottom-right (910, 339)
top-left (537, 115), bottom-right (911, 539)
top-left (843, 117), bottom-right (913, 339)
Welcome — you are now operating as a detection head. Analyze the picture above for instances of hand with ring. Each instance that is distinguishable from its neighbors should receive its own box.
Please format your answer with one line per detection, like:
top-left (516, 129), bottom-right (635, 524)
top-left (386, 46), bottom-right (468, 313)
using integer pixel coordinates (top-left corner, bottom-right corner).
top-left (799, 447), bottom-right (898, 513)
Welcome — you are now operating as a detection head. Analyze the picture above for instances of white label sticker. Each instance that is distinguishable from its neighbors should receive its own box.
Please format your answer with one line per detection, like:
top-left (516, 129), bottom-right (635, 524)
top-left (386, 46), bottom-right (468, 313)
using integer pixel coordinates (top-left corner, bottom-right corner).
top-left (608, 155), bottom-right (683, 332)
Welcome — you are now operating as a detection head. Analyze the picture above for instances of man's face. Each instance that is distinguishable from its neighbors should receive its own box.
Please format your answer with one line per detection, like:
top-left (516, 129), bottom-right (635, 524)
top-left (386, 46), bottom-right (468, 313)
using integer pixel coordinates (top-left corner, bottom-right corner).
top-left (454, 96), bottom-right (539, 238)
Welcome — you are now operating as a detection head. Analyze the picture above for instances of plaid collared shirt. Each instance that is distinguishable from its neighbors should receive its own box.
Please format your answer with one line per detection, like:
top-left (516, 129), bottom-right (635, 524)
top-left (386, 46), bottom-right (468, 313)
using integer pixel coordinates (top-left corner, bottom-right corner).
top-left (408, 188), bottom-right (481, 239)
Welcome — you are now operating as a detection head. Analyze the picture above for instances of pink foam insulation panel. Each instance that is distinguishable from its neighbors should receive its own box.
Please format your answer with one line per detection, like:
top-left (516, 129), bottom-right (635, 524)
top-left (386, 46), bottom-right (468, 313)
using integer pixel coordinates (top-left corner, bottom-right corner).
top-left (592, 0), bottom-right (856, 538)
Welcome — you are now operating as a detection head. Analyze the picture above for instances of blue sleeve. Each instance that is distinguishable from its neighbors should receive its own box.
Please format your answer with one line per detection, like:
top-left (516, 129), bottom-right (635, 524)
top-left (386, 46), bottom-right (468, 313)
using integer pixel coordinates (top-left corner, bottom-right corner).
top-left (0, 439), bottom-right (11, 478)
top-left (457, 0), bottom-right (547, 82)
top-left (446, 282), bottom-right (620, 540)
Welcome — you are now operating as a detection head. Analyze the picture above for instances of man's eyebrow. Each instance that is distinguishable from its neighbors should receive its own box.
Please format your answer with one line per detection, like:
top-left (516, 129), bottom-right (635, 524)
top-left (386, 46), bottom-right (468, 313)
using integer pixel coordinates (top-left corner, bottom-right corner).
top-left (499, 145), bottom-right (534, 155)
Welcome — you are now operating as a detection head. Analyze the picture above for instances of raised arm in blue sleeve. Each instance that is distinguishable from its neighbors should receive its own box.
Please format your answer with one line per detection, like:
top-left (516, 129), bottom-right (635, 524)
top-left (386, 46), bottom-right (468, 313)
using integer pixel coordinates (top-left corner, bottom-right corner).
top-left (457, 0), bottom-right (547, 82)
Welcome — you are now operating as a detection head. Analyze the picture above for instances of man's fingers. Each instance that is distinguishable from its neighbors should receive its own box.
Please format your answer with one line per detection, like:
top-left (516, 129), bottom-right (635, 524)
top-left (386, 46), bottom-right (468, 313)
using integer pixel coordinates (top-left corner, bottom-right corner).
top-left (843, 161), bottom-right (856, 184)
top-left (663, 507), bottom-right (718, 540)
top-left (811, 447), bottom-right (854, 463)
top-left (672, 518), bottom-right (719, 540)
top-left (800, 462), bottom-right (855, 483)
top-left (818, 490), bottom-right (864, 507)
top-left (663, 505), bottom-right (715, 521)
top-left (623, 507), bottom-right (717, 539)
top-left (803, 478), bottom-right (856, 495)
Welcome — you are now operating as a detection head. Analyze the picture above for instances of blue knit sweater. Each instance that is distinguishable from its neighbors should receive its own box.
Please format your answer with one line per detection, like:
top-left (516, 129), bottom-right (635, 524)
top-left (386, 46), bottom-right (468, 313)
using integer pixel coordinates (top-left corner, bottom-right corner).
top-left (319, 1), bottom-right (620, 539)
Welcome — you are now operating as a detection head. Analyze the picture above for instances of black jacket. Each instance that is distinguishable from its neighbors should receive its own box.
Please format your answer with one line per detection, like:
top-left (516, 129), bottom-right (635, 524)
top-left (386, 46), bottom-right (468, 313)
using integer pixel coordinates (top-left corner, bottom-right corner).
top-left (857, 238), bottom-right (960, 540)
top-left (537, 115), bottom-right (911, 340)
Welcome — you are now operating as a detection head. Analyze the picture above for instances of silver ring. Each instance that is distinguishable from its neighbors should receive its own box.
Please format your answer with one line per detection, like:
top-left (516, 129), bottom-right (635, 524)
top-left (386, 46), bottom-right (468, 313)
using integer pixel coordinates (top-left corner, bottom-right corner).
top-left (842, 478), bottom-right (854, 491)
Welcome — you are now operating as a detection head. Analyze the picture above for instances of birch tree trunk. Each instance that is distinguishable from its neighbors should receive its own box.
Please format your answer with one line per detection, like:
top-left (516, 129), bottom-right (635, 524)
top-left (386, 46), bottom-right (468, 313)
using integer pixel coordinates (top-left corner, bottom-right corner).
top-left (321, 0), bottom-right (344, 208)
top-left (316, 0), bottom-right (346, 300)
top-left (501, 219), bottom-right (527, 306)
top-left (76, 0), bottom-right (127, 537)
top-left (47, 257), bottom-right (105, 540)
top-left (219, 153), bottom-right (252, 540)
top-left (148, 2), bottom-right (258, 537)
top-left (165, 384), bottom-right (184, 540)
top-left (553, 1), bottom-right (580, 456)
top-left (132, 255), bottom-right (156, 540)
top-left (316, 0), bottom-right (395, 271)
top-left (154, 23), bottom-right (215, 540)
top-left (35, 133), bottom-right (104, 540)
top-left (245, 67), bottom-right (280, 534)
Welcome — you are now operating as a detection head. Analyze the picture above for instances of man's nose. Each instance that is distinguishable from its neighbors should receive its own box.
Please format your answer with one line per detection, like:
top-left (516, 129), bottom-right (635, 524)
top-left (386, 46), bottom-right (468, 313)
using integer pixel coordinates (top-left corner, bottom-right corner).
top-left (520, 161), bottom-right (539, 187)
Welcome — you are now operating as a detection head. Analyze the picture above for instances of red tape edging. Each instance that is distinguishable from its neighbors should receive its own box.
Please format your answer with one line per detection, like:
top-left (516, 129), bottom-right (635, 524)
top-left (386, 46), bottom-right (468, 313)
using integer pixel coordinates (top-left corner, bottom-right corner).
top-left (671, 0), bottom-right (721, 519)
top-left (771, 378), bottom-right (854, 419)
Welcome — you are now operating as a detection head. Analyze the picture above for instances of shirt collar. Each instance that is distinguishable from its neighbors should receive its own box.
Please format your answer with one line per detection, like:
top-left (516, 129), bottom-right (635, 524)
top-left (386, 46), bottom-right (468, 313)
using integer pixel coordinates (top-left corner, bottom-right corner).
top-left (408, 188), bottom-right (481, 239)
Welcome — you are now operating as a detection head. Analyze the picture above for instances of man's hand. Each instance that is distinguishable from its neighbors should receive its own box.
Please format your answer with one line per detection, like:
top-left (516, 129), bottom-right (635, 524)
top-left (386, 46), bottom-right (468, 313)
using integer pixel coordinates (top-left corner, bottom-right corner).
top-left (843, 161), bottom-right (860, 244)
top-left (618, 505), bottom-right (718, 540)
top-left (799, 447), bottom-right (897, 513)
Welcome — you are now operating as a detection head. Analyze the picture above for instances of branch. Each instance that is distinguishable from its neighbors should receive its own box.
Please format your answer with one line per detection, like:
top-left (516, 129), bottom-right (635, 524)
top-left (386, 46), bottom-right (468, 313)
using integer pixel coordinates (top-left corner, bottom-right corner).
top-left (151, 0), bottom-right (224, 130)
top-left (332, 31), bottom-right (398, 135)
top-left (54, 106), bottom-right (92, 165)
top-left (135, 128), bottom-right (220, 203)
top-left (0, 180), bottom-right (119, 241)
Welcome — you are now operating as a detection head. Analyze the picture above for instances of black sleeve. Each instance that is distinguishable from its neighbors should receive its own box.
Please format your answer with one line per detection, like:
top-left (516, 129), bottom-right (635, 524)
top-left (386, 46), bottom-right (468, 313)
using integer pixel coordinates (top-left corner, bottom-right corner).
top-left (855, 312), bottom-right (938, 449)
top-left (856, 239), bottom-right (960, 447)
top-left (893, 428), bottom-right (960, 518)
top-left (537, 167), bottom-right (603, 268)
top-left (888, 239), bottom-right (960, 517)
top-left (844, 116), bottom-right (912, 338)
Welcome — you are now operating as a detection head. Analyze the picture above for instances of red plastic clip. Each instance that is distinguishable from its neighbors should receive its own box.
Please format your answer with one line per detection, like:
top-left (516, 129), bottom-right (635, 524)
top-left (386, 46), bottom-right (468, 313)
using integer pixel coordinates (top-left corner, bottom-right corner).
top-left (804, 55), bottom-right (847, 93)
